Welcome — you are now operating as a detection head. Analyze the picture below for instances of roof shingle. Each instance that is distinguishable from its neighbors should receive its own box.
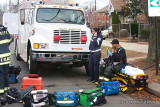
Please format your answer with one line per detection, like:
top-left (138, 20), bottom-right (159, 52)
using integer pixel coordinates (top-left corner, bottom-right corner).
top-left (96, 0), bottom-right (126, 13)
top-left (110, 0), bottom-right (126, 11)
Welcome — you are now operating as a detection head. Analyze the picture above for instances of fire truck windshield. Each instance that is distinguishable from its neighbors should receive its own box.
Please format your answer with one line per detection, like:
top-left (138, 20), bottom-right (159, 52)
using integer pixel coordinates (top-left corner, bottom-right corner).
top-left (36, 8), bottom-right (85, 25)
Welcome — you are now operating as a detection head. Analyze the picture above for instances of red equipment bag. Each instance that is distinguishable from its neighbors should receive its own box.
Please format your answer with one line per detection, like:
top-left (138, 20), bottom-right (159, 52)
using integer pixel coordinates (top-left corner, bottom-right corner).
top-left (28, 74), bottom-right (39, 78)
top-left (21, 74), bottom-right (43, 90)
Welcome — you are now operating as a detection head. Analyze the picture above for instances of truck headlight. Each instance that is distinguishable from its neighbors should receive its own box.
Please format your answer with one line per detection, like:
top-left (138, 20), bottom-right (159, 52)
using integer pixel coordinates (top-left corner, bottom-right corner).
top-left (33, 43), bottom-right (48, 49)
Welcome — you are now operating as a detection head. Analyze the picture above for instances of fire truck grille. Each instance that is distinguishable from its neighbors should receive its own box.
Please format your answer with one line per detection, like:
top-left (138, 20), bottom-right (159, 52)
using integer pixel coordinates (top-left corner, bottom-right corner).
top-left (54, 30), bottom-right (87, 44)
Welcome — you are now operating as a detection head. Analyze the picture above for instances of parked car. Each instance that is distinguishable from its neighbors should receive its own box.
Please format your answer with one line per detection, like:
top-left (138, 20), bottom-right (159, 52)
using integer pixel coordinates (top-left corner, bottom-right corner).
top-left (101, 26), bottom-right (114, 38)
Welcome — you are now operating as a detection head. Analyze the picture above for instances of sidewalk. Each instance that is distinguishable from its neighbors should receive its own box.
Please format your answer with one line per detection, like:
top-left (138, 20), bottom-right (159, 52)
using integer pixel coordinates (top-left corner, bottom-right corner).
top-left (102, 39), bottom-right (148, 53)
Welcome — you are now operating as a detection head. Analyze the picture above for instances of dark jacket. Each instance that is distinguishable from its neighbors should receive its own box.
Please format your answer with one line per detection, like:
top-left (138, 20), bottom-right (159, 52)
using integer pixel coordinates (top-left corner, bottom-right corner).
top-left (105, 47), bottom-right (127, 65)
top-left (0, 27), bottom-right (12, 65)
top-left (89, 34), bottom-right (103, 51)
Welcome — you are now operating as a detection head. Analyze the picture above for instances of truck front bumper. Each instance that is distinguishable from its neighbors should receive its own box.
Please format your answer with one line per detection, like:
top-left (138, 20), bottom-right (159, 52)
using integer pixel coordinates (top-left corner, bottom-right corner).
top-left (32, 52), bottom-right (90, 62)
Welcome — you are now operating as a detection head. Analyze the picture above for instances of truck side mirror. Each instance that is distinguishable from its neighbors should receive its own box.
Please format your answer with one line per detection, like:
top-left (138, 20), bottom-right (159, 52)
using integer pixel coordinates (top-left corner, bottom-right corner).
top-left (21, 21), bottom-right (25, 25)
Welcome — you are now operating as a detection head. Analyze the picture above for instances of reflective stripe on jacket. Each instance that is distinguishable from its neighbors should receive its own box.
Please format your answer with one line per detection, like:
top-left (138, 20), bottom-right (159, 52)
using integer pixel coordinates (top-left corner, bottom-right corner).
top-left (0, 39), bottom-right (12, 44)
top-left (0, 28), bottom-right (12, 65)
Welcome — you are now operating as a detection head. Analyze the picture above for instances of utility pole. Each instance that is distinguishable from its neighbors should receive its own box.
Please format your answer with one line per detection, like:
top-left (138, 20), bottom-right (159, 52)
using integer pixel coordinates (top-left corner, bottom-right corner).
top-left (95, 0), bottom-right (96, 11)
top-left (16, 0), bottom-right (20, 13)
top-left (18, 0), bottom-right (20, 6)
top-left (88, 2), bottom-right (95, 25)
top-left (9, 0), bottom-right (11, 12)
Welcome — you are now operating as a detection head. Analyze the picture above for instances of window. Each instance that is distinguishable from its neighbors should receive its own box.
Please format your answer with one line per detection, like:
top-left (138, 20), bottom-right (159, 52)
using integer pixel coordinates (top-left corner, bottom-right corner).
top-left (36, 8), bottom-right (85, 25)
top-left (20, 9), bottom-right (25, 21)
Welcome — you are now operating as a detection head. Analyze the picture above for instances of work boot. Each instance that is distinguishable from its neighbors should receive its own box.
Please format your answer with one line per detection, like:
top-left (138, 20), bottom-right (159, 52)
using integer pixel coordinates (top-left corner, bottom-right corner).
top-left (103, 77), bottom-right (110, 81)
top-left (95, 81), bottom-right (99, 85)
top-left (4, 87), bottom-right (10, 91)
top-left (87, 78), bottom-right (94, 81)
top-left (0, 89), bottom-right (5, 95)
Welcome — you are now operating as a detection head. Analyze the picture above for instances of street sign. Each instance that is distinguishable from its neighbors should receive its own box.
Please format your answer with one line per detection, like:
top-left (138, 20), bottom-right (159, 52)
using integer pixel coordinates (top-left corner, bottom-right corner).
top-left (148, 0), bottom-right (160, 16)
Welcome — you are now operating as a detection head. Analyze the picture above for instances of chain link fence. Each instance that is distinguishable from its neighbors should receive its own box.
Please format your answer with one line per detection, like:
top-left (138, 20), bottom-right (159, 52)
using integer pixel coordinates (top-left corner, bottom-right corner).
top-left (105, 23), bottom-right (150, 42)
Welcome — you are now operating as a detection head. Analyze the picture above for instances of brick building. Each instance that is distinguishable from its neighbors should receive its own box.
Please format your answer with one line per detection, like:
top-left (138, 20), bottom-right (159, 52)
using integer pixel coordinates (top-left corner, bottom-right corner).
top-left (85, 11), bottom-right (109, 29)
top-left (90, 12), bottom-right (109, 29)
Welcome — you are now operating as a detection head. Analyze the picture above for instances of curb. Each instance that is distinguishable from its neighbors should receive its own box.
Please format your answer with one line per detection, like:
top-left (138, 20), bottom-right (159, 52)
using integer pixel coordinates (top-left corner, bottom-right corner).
top-left (144, 85), bottom-right (160, 98)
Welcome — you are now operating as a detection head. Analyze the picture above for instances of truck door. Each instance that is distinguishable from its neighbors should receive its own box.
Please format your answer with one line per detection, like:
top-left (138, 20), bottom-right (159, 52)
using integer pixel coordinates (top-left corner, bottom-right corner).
top-left (18, 9), bottom-right (34, 61)
top-left (22, 9), bottom-right (34, 60)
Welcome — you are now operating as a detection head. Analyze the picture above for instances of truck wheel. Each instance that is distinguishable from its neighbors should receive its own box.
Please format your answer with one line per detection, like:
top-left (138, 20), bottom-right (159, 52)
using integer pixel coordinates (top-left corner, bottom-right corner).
top-left (84, 63), bottom-right (89, 76)
top-left (28, 48), bottom-right (39, 74)
top-left (16, 44), bottom-right (22, 61)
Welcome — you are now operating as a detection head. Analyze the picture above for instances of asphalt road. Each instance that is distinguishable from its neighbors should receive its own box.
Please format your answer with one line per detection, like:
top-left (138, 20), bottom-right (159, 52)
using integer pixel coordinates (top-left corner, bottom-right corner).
top-left (2, 45), bottom-right (160, 107)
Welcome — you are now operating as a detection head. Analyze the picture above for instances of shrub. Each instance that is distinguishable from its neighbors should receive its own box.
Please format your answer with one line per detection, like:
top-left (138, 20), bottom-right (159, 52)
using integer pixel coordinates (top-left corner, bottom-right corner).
top-left (112, 11), bottom-right (121, 32)
top-left (131, 23), bottom-right (139, 35)
top-left (140, 29), bottom-right (150, 41)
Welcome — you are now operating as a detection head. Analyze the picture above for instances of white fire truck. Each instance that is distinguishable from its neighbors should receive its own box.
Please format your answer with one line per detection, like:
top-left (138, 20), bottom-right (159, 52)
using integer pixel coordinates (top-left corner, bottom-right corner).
top-left (15, 0), bottom-right (91, 74)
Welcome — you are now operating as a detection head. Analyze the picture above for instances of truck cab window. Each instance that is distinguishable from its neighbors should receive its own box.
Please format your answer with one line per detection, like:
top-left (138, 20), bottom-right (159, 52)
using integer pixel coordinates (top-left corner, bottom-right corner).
top-left (36, 8), bottom-right (85, 25)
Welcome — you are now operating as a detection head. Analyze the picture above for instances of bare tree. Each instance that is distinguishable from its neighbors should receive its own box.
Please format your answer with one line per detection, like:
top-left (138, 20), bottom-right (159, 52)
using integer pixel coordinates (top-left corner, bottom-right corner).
top-left (9, 0), bottom-right (19, 13)
top-left (0, 4), bottom-right (7, 24)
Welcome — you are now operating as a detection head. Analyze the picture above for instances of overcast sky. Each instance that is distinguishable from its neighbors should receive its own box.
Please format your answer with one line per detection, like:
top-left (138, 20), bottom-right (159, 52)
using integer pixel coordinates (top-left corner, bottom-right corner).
top-left (0, 0), bottom-right (18, 4)
top-left (0, 0), bottom-right (110, 10)
top-left (77, 0), bottom-right (109, 10)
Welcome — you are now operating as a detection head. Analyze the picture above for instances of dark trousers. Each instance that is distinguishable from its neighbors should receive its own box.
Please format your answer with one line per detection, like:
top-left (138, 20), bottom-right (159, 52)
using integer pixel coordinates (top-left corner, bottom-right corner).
top-left (0, 64), bottom-right (9, 89)
top-left (99, 63), bottom-right (125, 80)
top-left (89, 51), bottom-right (101, 81)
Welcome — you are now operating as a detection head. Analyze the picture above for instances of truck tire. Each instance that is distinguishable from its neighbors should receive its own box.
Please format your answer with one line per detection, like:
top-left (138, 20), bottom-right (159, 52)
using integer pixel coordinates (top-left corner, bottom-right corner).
top-left (15, 44), bottom-right (22, 61)
top-left (28, 48), bottom-right (39, 74)
top-left (72, 62), bottom-right (83, 67)
top-left (73, 62), bottom-right (89, 75)
top-left (84, 63), bottom-right (89, 76)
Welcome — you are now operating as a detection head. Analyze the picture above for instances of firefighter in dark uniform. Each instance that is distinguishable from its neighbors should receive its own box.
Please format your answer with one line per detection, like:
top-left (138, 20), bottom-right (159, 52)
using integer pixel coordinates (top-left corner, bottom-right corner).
top-left (0, 25), bottom-right (12, 95)
top-left (99, 39), bottom-right (127, 81)
top-left (88, 28), bottom-right (103, 85)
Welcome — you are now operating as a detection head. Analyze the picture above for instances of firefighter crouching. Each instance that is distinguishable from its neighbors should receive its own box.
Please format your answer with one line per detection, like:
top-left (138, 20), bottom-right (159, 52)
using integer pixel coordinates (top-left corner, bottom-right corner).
top-left (0, 25), bottom-right (12, 95)
top-left (99, 39), bottom-right (127, 82)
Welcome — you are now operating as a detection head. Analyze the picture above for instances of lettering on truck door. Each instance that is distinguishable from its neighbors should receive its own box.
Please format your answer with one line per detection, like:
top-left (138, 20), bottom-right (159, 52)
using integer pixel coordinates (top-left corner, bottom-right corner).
top-left (22, 9), bottom-right (34, 60)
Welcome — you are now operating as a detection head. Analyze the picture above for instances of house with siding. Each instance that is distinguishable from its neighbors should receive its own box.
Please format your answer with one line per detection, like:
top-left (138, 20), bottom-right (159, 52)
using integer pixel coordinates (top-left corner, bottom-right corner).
top-left (96, 0), bottom-right (148, 24)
